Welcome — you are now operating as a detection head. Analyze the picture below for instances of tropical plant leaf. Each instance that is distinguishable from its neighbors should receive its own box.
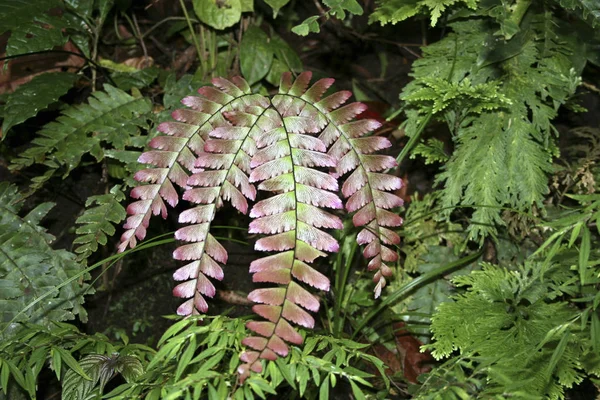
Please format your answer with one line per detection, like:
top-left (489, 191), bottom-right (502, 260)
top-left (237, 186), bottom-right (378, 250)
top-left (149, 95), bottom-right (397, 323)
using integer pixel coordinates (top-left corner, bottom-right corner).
top-left (1, 72), bottom-right (77, 138)
top-left (0, 183), bottom-right (89, 338)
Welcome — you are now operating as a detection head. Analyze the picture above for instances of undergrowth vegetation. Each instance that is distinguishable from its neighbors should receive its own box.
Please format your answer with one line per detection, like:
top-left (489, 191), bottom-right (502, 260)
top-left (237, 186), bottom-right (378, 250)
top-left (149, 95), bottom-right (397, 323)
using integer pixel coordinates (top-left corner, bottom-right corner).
top-left (1, 0), bottom-right (600, 398)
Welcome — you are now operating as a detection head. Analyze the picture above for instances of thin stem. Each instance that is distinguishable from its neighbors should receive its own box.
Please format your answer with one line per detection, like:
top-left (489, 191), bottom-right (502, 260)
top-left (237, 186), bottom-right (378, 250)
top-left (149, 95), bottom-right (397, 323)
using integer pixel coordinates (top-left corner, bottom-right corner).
top-left (179, 0), bottom-right (205, 75)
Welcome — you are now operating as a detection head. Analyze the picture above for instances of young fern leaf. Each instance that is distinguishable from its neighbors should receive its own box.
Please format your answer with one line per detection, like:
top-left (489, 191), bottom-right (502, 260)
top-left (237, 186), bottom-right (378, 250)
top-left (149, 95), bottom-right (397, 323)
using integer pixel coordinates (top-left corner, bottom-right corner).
top-left (173, 79), bottom-right (269, 316)
top-left (239, 73), bottom-right (344, 379)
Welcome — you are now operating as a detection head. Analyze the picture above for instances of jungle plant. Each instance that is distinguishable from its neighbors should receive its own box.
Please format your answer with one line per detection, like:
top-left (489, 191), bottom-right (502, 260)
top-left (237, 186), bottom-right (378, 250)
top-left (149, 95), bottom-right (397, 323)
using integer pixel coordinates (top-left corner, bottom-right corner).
top-left (118, 70), bottom-right (404, 379)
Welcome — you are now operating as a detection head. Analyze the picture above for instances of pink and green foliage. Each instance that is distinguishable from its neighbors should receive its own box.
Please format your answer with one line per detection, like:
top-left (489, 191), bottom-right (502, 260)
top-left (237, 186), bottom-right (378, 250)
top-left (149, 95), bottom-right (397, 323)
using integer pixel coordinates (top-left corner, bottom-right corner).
top-left (119, 71), bottom-right (404, 379)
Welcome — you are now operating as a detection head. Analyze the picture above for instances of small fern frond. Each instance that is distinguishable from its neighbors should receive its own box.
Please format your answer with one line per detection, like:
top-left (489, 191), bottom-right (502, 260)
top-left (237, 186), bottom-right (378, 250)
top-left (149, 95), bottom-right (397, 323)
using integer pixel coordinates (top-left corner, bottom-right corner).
top-left (239, 73), bottom-right (344, 379)
top-left (173, 79), bottom-right (269, 316)
top-left (73, 186), bottom-right (127, 261)
top-left (119, 77), bottom-right (253, 252)
top-left (11, 84), bottom-right (152, 191)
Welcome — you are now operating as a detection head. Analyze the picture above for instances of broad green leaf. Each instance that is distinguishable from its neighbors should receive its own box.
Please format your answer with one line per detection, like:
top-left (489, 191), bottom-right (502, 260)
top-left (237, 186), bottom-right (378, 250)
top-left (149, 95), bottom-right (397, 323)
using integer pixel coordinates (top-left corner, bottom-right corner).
top-left (579, 225), bottom-right (590, 284)
top-left (292, 16), bottom-right (320, 36)
top-left (193, 0), bottom-right (242, 30)
top-left (270, 35), bottom-right (303, 72)
top-left (0, 0), bottom-right (68, 56)
top-left (240, 26), bottom-right (274, 85)
top-left (54, 347), bottom-right (92, 381)
top-left (2, 72), bottom-right (77, 139)
top-left (240, 0), bottom-right (254, 11)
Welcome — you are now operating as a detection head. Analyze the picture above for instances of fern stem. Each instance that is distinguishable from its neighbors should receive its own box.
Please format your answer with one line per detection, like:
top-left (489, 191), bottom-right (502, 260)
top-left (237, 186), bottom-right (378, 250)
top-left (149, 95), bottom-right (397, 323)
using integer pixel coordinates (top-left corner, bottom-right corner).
top-left (396, 109), bottom-right (433, 165)
top-left (179, 0), bottom-right (206, 78)
top-left (332, 238), bottom-right (358, 337)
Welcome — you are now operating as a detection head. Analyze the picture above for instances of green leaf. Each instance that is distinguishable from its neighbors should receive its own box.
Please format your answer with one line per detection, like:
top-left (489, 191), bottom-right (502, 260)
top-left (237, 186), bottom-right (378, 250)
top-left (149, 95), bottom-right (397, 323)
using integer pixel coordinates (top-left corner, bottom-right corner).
top-left (270, 35), bottom-right (303, 72)
top-left (292, 16), bottom-right (320, 36)
top-left (264, 0), bottom-right (290, 16)
top-left (556, 0), bottom-right (600, 27)
top-left (319, 377), bottom-right (330, 400)
top-left (579, 225), bottom-right (590, 284)
top-left (240, 0), bottom-right (254, 11)
top-left (1, 72), bottom-right (77, 137)
top-left (193, 0), bottom-right (242, 30)
top-left (0, 0), bottom-right (68, 56)
top-left (323, 0), bottom-right (363, 18)
top-left (349, 380), bottom-right (366, 400)
top-left (240, 26), bottom-right (274, 85)
top-left (54, 347), bottom-right (92, 381)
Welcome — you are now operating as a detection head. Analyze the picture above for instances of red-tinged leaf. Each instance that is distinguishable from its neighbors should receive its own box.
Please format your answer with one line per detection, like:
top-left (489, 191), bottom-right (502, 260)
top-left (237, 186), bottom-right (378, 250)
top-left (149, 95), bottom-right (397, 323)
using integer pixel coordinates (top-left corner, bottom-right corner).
top-left (374, 277), bottom-right (385, 299)
top-left (251, 140), bottom-right (290, 167)
top-left (350, 136), bottom-right (392, 153)
top-left (352, 203), bottom-right (376, 226)
top-left (368, 172), bottom-right (403, 191)
top-left (253, 269), bottom-right (292, 284)
top-left (282, 300), bottom-right (315, 328)
top-left (210, 125), bottom-right (250, 140)
top-left (374, 190), bottom-right (404, 209)
top-left (248, 288), bottom-right (286, 306)
top-left (240, 351), bottom-right (259, 364)
top-left (254, 126), bottom-right (286, 148)
top-left (342, 168), bottom-right (367, 198)
top-left (338, 151), bottom-right (360, 176)
top-left (227, 165), bottom-right (256, 199)
top-left (296, 184), bottom-right (343, 209)
top-left (297, 203), bottom-right (343, 230)
top-left (379, 226), bottom-right (400, 245)
top-left (221, 181), bottom-right (249, 214)
top-left (296, 241), bottom-right (326, 262)
top-left (175, 223), bottom-right (209, 242)
top-left (212, 76), bottom-right (246, 96)
top-left (173, 279), bottom-right (196, 298)
top-left (242, 337), bottom-right (268, 351)
top-left (149, 136), bottom-right (187, 152)
top-left (187, 171), bottom-right (227, 187)
top-left (195, 153), bottom-right (234, 169)
top-left (292, 260), bottom-right (330, 291)
top-left (376, 208), bottom-right (403, 227)
top-left (180, 96), bottom-right (221, 114)
top-left (283, 116), bottom-right (320, 134)
top-left (168, 162), bottom-right (192, 187)
top-left (182, 187), bottom-right (220, 204)
top-left (173, 261), bottom-right (199, 281)
top-left (196, 272), bottom-right (216, 297)
top-left (341, 119), bottom-right (382, 138)
top-left (250, 361), bottom-right (263, 373)
top-left (205, 234), bottom-right (228, 263)
top-left (231, 76), bottom-right (252, 93)
top-left (159, 180), bottom-right (179, 207)
top-left (222, 110), bottom-right (257, 127)
top-left (346, 186), bottom-right (372, 213)
top-left (179, 204), bottom-right (216, 224)
top-left (249, 210), bottom-right (296, 234)
top-left (138, 150), bottom-right (177, 168)
top-left (381, 246), bottom-right (398, 262)
top-left (275, 319), bottom-right (303, 344)
top-left (260, 348), bottom-right (279, 361)
top-left (250, 192), bottom-right (295, 218)
top-left (279, 72), bottom-right (293, 94)
top-left (204, 138), bottom-right (242, 154)
top-left (200, 255), bottom-right (224, 280)
top-left (295, 167), bottom-right (339, 191)
top-left (255, 231), bottom-right (296, 251)
top-left (253, 305), bottom-right (282, 323)
top-left (297, 223), bottom-right (340, 252)
top-left (176, 298), bottom-right (194, 316)
top-left (247, 321), bottom-right (276, 337)
top-left (315, 90), bottom-right (352, 113)
top-left (197, 86), bottom-right (235, 104)
top-left (302, 78), bottom-right (335, 103)
top-left (249, 156), bottom-right (293, 182)
top-left (367, 255), bottom-right (382, 271)
top-left (171, 108), bottom-right (212, 125)
top-left (330, 102), bottom-right (367, 123)
top-left (363, 241), bottom-right (381, 259)
top-left (288, 71), bottom-right (312, 96)
top-left (194, 294), bottom-right (209, 313)
top-left (289, 134), bottom-right (327, 152)
top-left (173, 242), bottom-right (206, 261)
top-left (133, 168), bottom-right (167, 184)
top-left (292, 149), bottom-right (336, 168)
top-left (357, 228), bottom-right (377, 245)
top-left (249, 251), bottom-right (294, 273)
top-left (267, 335), bottom-right (289, 356)
top-left (360, 154), bottom-right (397, 172)
top-left (287, 282), bottom-right (320, 312)
top-left (258, 173), bottom-right (295, 192)
top-left (157, 121), bottom-right (200, 138)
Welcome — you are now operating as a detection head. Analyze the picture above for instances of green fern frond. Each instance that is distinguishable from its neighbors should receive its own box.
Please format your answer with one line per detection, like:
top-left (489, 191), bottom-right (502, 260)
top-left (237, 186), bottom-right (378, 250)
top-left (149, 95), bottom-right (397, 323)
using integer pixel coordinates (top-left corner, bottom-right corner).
top-left (0, 0), bottom-right (69, 57)
top-left (557, 0), bottom-right (600, 27)
top-left (0, 183), bottom-right (89, 337)
top-left (370, 0), bottom-right (478, 26)
top-left (73, 186), bottom-right (127, 261)
top-left (1, 72), bottom-right (77, 138)
top-left (10, 85), bottom-right (152, 191)
top-left (411, 138), bottom-right (449, 164)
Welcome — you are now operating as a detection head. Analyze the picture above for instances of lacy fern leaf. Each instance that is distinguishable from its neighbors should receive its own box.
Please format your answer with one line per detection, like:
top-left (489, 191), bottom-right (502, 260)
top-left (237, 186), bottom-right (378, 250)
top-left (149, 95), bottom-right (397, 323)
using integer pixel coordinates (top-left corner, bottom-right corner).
top-left (370, 0), bottom-right (478, 26)
top-left (0, 183), bottom-right (89, 337)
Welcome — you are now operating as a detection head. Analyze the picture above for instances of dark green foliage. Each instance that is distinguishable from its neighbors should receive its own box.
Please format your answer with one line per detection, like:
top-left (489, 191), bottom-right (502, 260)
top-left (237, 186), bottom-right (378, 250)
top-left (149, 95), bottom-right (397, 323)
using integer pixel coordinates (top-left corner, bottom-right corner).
top-left (10, 85), bottom-right (152, 192)
top-left (0, 183), bottom-right (89, 337)
top-left (73, 186), bottom-right (127, 261)
top-left (1, 72), bottom-right (77, 137)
